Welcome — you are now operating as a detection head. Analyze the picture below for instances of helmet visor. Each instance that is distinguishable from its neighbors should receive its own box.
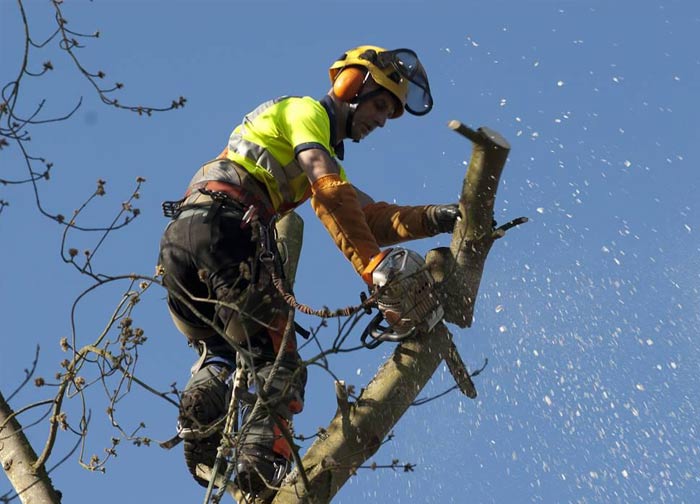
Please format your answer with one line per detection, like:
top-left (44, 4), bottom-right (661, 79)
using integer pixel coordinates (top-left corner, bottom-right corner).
top-left (377, 49), bottom-right (433, 116)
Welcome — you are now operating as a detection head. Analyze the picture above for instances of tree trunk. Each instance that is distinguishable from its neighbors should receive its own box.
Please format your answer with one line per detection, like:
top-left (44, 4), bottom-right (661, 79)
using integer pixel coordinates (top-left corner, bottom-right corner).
top-left (272, 122), bottom-right (512, 503)
top-left (0, 391), bottom-right (62, 504)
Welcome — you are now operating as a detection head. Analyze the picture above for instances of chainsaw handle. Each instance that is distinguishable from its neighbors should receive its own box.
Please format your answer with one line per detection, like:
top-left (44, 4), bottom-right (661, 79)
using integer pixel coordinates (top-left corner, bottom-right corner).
top-left (360, 312), bottom-right (415, 349)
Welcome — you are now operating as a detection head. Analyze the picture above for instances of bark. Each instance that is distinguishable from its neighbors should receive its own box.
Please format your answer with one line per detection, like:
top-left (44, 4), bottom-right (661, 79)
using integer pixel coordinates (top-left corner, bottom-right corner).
top-left (0, 391), bottom-right (62, 504)
top-left (426, 123), bottom-right (511, 327)
top-left (272, 122), bottom-right (512, 504)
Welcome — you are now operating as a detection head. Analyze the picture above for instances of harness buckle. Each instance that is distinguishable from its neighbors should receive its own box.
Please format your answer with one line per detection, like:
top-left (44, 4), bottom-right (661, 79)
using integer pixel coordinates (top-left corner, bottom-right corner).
top-left (241, 205), bottom-right (258, 229)
top-left (162, 198), bottom-right (185, 218)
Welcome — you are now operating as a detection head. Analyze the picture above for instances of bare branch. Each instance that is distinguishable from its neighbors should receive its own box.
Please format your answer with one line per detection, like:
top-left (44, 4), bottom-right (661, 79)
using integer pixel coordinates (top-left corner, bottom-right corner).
top-left (1, 0), bottom-right (184, 223)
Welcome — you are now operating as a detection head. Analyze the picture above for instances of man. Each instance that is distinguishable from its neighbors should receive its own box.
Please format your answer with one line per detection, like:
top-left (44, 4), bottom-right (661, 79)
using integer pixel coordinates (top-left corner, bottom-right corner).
top-left (158, 45), bottom-right (459, 497)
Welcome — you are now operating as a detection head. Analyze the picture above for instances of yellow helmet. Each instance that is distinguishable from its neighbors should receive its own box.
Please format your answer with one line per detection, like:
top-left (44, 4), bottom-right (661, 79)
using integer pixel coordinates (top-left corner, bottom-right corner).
top-left (329, 45), bottom-right (433, 118)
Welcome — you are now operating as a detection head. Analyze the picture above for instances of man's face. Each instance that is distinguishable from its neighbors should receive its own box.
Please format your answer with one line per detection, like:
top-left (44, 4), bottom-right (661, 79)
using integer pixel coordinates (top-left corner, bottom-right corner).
top-left (350, 86), bottom-right (398, 141)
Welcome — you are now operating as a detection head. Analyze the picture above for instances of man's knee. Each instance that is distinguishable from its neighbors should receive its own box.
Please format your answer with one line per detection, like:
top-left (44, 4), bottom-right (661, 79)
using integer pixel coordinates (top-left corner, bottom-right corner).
top-left (219, 291), bottom-right (292, 349)
top-left (169, 306), bottom-right (214, 342)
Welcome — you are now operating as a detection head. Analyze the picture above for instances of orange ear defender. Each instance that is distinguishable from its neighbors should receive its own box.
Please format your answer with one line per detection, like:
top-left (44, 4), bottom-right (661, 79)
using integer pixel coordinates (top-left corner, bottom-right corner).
top-left (332, 66), bottom-right (367, 102)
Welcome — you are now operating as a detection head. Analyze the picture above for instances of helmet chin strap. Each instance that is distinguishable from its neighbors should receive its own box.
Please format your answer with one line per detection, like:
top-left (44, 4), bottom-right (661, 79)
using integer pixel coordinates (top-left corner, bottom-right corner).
top-left (346, 87), bottom-right (387, 143)
top-left (346, 102), bottom-right (360, 143)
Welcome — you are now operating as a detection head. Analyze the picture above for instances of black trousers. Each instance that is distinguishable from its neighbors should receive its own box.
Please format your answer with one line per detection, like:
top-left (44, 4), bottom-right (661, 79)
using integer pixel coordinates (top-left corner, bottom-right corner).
top-left (158, 209), bottom-right (303, 376)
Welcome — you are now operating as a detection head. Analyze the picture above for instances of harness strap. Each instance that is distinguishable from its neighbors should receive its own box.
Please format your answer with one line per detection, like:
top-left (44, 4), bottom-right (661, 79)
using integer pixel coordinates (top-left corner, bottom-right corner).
top-left (186, 180), bottom-right (276, 224)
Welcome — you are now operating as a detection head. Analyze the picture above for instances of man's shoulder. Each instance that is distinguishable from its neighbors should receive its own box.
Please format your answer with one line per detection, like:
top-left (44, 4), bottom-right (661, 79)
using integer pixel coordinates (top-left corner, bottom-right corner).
top-left (244, 95), bottom-right (321, 120)
top-left (275, 95), bottom-right (326, 116)
top-left (272, 96), bottom-right (330, 134)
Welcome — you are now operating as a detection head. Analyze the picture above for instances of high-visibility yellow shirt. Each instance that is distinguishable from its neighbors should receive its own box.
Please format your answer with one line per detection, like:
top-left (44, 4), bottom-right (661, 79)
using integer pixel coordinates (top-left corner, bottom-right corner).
top-left (223, 95), bottom-right (347, 212)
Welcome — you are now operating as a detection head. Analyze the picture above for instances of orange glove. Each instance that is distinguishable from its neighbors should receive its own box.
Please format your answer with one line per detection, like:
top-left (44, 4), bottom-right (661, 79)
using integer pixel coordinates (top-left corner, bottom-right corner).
top-left (310, 174), bottom-right (382, 281)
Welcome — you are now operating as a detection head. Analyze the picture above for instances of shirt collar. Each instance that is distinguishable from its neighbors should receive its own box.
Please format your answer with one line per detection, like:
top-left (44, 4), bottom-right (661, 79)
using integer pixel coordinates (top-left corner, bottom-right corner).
top-left (320, 95), bottom-right (345, 160)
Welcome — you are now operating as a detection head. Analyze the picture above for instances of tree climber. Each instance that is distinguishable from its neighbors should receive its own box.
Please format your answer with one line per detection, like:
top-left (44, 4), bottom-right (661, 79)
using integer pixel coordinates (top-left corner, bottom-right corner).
top-left (157, 45), bottom-right (460, 498)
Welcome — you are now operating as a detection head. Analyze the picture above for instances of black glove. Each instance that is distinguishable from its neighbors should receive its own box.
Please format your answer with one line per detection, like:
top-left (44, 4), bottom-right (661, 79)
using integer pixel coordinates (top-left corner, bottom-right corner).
top-left (426, 204), bottom-right (461, 234)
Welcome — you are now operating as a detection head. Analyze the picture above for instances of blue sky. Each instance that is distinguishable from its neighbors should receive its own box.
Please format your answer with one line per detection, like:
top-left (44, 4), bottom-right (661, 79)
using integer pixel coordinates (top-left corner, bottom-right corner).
top-left (1, 1), bottom-right (699, 503)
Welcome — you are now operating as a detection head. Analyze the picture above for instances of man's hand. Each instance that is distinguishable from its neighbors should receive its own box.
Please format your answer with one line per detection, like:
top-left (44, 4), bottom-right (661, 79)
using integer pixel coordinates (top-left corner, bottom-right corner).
top-left (426, 204), bottom-right (461, 234)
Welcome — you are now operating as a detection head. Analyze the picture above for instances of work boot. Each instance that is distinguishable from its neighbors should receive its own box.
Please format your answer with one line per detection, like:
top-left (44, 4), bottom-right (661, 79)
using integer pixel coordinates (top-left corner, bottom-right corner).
top-left (232, 357), bottom-right (305, 497)
top-left (234, 396), bottom-right (294, 496)
top-left (179, 362), bottom-right (232, 487)
top-left (235, 447), bottom-right (289, 496)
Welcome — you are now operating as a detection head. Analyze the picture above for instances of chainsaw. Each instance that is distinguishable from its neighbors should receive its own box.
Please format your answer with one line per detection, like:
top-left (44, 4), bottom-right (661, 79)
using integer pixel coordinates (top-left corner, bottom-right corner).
top-left (361, 247), bottom-right (444, 349)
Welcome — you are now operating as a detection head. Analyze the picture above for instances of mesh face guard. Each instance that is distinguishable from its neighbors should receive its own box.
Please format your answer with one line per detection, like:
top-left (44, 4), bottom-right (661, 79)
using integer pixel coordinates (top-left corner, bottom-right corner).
top-left (372, 49), bottom-right (433, 116)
